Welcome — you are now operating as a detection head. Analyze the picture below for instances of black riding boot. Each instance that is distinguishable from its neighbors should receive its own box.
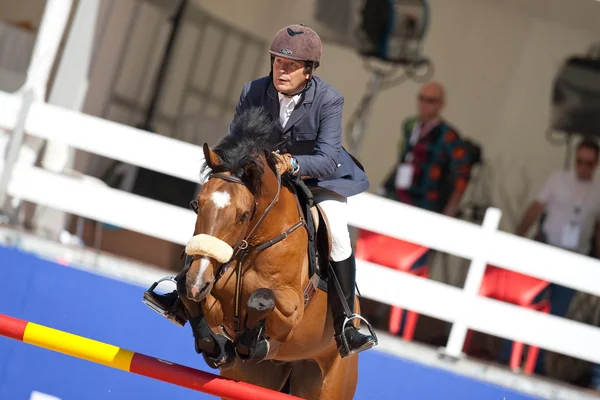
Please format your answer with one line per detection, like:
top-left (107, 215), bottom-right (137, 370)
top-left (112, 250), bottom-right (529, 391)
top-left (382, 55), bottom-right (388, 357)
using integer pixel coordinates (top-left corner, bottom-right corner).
top-left (142, 257), bottom-right (190, 327)
top-left (143, 288), bottom-right (188, 326)
top-left (328, 253), bottom-right (377, 358)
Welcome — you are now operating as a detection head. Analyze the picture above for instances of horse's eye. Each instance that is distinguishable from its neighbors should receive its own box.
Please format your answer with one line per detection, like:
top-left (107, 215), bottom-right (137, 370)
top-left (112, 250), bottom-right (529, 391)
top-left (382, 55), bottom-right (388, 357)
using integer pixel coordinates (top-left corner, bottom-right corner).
top-left (239, 212), bottom-right (250, 224)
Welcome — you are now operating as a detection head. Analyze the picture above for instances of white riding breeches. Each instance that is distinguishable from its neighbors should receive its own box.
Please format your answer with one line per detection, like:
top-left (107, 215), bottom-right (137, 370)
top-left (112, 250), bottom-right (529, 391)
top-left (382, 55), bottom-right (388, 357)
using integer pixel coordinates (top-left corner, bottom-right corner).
top-left (311, 187), bottom-right (352, 262)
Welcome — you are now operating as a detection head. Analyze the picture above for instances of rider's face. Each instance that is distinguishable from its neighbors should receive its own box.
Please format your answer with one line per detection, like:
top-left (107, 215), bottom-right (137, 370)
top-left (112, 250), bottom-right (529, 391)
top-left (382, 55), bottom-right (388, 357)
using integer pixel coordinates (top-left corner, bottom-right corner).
top-left (272, 56), bottom-right (309, 95)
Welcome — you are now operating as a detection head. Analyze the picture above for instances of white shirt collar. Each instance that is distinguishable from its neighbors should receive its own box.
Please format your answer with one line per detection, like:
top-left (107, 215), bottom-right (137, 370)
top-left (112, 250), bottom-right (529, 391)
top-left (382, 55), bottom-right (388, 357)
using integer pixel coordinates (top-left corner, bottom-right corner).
top-left (278, 92), bottom-right (301, 107)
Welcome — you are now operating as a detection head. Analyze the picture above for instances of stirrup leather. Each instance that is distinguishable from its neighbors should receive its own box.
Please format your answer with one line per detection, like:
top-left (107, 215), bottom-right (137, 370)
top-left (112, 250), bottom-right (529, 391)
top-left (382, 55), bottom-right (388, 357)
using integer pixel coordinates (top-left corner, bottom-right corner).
top-left (142, 276), bottom-right (186, 327)
top-left (338, 314), bottom-right (379, 358)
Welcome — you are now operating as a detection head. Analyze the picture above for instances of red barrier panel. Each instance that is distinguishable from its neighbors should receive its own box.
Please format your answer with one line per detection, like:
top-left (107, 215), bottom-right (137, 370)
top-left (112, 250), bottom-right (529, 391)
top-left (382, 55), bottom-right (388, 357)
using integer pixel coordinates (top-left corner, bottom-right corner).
top-left (0, 313), bottom-right (301, 400)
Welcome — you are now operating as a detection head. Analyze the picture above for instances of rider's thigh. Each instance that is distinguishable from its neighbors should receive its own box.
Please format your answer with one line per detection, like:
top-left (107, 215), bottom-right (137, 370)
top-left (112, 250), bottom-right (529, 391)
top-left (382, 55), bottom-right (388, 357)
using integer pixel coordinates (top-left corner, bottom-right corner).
top-left (312, 188), bottom-right (351, 261)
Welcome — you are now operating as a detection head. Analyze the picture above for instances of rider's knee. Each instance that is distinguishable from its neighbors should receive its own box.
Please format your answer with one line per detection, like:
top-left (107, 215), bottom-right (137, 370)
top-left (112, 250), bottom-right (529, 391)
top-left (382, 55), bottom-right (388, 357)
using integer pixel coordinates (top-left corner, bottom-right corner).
top-left (312, 190), bottom-right (352, 261)
top-left (331, 245), bottom-right (352, 262)
top-left (330, 223), bottom-right (352, 262)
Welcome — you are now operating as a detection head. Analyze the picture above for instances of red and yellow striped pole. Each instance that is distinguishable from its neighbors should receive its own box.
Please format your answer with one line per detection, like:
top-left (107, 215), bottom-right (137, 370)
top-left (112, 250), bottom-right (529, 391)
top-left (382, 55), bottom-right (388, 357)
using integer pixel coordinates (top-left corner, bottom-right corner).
top-left (0, 313), bottom-right (301, 400)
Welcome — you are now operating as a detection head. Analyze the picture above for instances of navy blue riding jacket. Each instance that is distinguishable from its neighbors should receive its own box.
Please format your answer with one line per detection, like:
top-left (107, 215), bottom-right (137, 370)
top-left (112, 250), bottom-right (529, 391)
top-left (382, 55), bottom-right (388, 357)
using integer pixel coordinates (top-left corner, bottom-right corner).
top-left (229, 76), bottom-right (370, 198)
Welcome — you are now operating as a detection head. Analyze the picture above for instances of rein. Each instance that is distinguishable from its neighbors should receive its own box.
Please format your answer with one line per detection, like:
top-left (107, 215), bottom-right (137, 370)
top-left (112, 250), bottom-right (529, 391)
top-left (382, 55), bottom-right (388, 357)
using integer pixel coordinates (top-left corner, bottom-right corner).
top-left (190, 168), bottom-right (306, 338)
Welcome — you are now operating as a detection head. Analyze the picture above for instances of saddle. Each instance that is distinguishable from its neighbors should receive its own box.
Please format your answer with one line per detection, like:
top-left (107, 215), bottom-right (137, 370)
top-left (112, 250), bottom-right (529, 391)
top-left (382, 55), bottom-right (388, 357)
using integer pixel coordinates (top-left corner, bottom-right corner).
top-left (283, 176), bottom-right (331, 303)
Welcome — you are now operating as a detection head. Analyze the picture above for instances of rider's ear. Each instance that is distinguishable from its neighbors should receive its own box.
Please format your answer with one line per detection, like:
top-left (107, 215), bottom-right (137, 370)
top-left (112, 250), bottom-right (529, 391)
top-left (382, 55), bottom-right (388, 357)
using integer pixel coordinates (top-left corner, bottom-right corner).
top-left (203, 143), bottom-right (222, 169)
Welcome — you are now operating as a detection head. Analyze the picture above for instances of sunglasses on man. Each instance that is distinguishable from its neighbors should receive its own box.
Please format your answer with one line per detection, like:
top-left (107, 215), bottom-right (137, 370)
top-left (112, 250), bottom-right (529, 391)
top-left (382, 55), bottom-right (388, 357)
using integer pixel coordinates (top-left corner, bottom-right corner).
top-left (418, 94), bottom-right (440, 104)
top-left (576, 158), bottom-right (597, 167)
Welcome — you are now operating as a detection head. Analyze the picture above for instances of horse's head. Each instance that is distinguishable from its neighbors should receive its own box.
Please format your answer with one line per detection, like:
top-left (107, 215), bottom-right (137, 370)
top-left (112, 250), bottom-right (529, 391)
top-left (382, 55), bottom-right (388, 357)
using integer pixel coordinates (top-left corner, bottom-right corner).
top-left (184, 107), bottom-right (281, 302)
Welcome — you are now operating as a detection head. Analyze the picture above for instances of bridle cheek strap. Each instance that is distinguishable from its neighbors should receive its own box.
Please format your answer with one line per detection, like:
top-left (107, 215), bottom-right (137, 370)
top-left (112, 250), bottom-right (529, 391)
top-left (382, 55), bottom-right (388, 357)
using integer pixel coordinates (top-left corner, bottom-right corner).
top-left (185, 233), bottom-right (234, 263)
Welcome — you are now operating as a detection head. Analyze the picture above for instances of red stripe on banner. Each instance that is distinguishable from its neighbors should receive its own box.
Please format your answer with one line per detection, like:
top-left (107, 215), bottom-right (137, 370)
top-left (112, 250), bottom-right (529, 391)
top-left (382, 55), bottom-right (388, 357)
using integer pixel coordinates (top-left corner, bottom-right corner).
top-left (130, 353), bottom-right (301, 400)
top-left (0, 313), bottom-right (28, 341)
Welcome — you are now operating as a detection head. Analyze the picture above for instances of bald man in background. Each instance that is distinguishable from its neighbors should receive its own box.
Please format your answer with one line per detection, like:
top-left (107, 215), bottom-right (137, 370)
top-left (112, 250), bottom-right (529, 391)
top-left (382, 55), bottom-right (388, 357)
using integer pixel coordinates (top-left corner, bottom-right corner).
top-left (382, 81), bottom-right (472, 216)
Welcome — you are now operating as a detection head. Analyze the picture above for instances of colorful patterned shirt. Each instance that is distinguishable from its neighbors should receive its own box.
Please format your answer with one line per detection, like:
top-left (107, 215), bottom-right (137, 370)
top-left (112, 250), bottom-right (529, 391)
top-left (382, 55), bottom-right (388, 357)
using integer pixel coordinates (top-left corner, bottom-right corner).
top-left (383, 117), bottom-right (472, 213)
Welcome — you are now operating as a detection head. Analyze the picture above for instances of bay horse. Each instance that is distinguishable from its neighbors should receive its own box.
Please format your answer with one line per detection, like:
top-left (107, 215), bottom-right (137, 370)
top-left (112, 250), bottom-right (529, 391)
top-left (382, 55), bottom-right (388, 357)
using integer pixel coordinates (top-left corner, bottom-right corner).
top-left (176, 107), bottom-right (365, 399)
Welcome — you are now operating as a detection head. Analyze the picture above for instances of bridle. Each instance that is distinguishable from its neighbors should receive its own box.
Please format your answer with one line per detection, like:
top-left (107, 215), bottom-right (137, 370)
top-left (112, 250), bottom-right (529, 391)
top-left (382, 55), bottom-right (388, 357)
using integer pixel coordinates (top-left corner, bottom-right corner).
top-left (188, 166), bottom-right (306, 338)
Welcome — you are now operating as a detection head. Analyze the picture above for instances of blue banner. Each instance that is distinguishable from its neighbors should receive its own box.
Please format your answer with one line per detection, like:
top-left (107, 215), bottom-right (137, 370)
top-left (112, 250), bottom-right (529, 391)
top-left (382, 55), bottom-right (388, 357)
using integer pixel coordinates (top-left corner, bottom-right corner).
top-left (0, 245), bottom-right (539, 399)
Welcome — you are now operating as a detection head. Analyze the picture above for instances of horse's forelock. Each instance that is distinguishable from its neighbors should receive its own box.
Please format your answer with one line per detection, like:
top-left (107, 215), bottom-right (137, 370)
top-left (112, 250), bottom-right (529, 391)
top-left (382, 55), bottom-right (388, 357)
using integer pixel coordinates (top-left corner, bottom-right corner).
top-left (202, 152), bottom-right (270, 197)
top-left (200, 107), bottom-right (281, 195)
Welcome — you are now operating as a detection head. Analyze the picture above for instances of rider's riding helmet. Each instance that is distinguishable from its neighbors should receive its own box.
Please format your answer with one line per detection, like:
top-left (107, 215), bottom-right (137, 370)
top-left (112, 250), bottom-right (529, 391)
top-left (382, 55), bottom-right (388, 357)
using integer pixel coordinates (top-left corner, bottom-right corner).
top-left (269, 24), bottom-right (322, 69)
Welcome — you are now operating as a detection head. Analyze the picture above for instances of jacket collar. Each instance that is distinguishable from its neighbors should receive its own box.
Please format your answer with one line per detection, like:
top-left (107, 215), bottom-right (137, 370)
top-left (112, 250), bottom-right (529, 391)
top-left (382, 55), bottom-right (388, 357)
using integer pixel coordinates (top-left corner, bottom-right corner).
top-left (267, 77), bottom-right (315, 132)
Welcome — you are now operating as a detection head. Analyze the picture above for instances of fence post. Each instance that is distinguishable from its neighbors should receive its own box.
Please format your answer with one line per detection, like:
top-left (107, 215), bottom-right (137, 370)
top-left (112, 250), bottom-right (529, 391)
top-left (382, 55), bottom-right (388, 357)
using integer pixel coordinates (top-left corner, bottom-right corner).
top-left (0, 0), bottom-right (74, 220)
top-left (443, 207), bottom-right (502, 359)
top-left (30, 0), bottom-right (101, 239)
top-left (0, 90), bottom-right (35, 212)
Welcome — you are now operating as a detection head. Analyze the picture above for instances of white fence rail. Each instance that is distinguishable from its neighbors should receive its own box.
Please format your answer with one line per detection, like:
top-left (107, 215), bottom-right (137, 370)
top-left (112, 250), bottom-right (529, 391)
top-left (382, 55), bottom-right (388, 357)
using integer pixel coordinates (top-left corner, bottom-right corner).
top-left (2, 0), bottom-right (600, 370)
top-left (349, 192), bottom-right (600, 298)
top-left (3, 90), bottom-right (600, 365)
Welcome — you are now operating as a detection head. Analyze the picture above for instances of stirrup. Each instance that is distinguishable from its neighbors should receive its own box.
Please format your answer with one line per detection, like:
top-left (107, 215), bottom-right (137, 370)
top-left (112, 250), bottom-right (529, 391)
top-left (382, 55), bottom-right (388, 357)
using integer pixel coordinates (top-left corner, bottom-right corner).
top-left (339, 314), bottom-right (379, 358)
top-left (142, 276), bottom-right (186, 327)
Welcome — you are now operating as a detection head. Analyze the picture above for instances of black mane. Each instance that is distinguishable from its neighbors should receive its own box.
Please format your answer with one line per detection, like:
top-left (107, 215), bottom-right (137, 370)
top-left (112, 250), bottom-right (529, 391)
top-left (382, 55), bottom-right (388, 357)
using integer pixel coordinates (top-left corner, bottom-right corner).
top-left (203, 107), bottom-right (281, 194)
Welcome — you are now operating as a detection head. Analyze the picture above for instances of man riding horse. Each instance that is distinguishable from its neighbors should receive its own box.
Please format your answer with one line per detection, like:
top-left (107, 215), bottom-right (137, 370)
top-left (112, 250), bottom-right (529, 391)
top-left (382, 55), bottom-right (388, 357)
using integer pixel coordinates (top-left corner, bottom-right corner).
top-left (144, 24), bottom-right (377, 359)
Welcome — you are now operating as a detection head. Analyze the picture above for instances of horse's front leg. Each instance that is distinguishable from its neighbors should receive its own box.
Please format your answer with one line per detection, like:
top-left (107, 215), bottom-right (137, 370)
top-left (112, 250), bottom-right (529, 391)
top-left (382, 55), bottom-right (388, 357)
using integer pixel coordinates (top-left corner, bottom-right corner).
top-left (235, 286), bottom-right (305, 363)
top-left (235, 288), bottom-right (276, 363)
top-left (177, 280), bottom-right (235, 370)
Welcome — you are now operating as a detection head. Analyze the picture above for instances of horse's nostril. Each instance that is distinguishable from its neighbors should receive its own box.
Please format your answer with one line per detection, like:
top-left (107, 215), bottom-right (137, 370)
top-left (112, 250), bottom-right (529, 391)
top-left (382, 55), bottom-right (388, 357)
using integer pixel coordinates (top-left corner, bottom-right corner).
top-left (190, 282), bottom-right (210, 298)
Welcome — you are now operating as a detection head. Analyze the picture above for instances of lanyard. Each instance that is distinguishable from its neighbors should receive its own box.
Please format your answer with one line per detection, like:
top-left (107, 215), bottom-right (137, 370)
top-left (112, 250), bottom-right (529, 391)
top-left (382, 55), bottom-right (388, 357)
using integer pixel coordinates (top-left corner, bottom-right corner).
top-left (409, 122), bottom-right (422, 147)
top-left (406, 120), bottom-right (439, 162)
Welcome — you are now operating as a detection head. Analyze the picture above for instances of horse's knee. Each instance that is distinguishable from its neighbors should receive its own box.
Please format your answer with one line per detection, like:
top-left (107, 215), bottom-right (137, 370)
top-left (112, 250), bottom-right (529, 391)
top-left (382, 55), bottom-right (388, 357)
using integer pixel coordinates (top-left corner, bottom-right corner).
top-left (246, 288), bottom-right (276, 328)
top-left (201, 336), bottom-right (235, 370)
top-left (195, 335), bottom-right (218, 355)
top-left (234, 288), bottom-right (276, 363)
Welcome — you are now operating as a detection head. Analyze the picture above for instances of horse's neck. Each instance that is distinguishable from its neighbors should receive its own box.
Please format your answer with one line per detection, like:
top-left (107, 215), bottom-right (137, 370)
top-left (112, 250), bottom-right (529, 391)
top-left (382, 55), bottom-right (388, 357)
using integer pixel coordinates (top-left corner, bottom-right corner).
top-left (254, 180), bottom-right (299, 239)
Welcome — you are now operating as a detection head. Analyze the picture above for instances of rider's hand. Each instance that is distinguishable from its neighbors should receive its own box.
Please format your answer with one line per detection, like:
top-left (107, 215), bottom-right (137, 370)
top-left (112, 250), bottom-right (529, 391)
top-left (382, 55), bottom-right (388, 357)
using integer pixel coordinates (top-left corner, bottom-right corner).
top-left (272, 152), bottom-right (295, 175)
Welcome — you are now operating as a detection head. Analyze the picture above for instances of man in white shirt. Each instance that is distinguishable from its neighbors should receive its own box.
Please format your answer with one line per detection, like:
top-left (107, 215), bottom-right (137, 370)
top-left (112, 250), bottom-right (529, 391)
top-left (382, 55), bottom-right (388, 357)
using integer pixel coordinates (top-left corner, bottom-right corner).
top-left (517, 138), bottom-right (600, 255)
top-left (512, 137), bottom-right (600, 375)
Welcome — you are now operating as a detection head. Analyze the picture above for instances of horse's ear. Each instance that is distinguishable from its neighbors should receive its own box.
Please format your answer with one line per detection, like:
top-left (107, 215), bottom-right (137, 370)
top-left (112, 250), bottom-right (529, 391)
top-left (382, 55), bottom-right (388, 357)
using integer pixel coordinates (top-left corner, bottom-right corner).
top-left (203, 143), bottom-right (222, 169)
top-left (242, 162), bottom-right (261, 192)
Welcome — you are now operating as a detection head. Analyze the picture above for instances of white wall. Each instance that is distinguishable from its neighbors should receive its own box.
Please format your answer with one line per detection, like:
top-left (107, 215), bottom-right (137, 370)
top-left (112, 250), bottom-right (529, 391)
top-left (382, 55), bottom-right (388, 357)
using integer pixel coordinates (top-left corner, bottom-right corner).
top-left (0, 0), bottom-right (47, 29)
top-left (0, 0), bottom-right (45, 92)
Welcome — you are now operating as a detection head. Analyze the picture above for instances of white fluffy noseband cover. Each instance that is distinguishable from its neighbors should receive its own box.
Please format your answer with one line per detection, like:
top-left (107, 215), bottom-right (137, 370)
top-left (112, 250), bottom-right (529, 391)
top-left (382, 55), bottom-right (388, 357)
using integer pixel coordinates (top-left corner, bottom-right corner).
top-left (185, 234), bottom-right (234, 263)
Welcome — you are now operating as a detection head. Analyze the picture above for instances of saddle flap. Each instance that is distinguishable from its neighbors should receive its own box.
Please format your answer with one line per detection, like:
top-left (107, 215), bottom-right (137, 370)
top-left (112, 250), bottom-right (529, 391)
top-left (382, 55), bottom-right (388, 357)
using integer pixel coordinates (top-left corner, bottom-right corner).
top-left (311, 204), bottom-right (332, 259)
top-left (286, 176), bottom-right (330, 296)
top-left (310, 206), bottom-right (320, 232)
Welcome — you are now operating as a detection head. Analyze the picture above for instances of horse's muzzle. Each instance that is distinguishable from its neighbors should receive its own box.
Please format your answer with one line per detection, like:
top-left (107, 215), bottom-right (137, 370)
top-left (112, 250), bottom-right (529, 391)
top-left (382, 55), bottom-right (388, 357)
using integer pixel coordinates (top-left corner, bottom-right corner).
top-left (184, 255), bottom-right (216, 302)
top-left (187, 280), bottom-right (212, 302)
top-left (184, 234), bottom-right (233, 302)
